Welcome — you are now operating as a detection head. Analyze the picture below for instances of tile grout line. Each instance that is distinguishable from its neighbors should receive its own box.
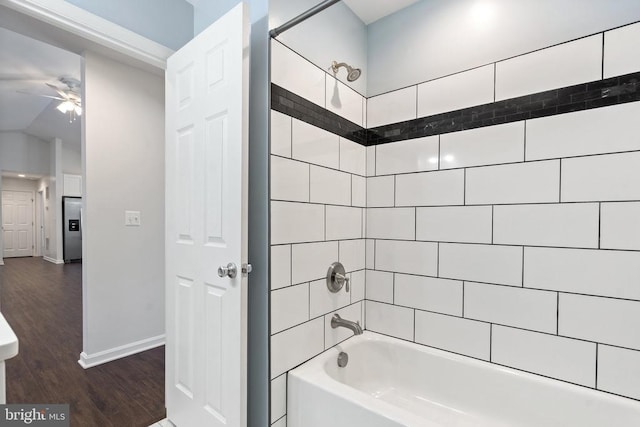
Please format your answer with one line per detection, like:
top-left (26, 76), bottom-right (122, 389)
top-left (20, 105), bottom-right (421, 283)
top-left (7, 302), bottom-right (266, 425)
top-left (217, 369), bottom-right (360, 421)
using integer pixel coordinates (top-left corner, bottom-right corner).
top-left (521, 246), bottom-right (525, 287)
top-left (462, 281), bottom-right (465, 317)
top-left (493, 62), bottom-right (497, 102)
top-left (558, 159), bottom-right (563, 203)
top-left (489, 323), bottom-right (493, 362)
top-left (491, 205), bottom-right (494, 245)
top-left (463, 168), bottom-right (467, 206)
top-left (598, 202), bottom-right (602, 249)
top-left (601, 32), bottom-right (605, 80)
top-left (523, 120), bottom-right (527, 160)
top-left (595, 344), bottom-right (599, 390)
top-left (556, 292), bottom-right (560, 335)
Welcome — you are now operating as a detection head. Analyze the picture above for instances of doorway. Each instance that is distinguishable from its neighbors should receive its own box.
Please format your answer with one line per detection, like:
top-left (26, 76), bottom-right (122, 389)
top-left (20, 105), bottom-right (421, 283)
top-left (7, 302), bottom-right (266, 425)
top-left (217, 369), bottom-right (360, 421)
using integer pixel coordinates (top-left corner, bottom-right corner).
top-left (1, 190), bottom-right (34, 258)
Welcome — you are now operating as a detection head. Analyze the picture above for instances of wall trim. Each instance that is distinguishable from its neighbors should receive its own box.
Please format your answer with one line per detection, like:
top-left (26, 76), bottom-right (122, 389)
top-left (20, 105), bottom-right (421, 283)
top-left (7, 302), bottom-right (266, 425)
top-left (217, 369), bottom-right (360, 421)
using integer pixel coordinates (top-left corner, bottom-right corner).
top-left (43, 256), bottom-right (64, 265)
top-left (0, 0), bottom-right (173, 71)
top-left (78, 334), bottom-right (165, 369)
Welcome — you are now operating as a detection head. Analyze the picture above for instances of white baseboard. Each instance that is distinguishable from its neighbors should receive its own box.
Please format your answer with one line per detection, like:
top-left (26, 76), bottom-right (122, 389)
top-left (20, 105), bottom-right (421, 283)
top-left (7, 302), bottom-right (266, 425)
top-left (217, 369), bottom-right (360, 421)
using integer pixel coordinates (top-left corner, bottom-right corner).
top-left (43, 256), bottom-right (64, 265)
top-left (0, 259), bottom-right (4, 266)
top-left (78, 334), bottom-right (165, 369)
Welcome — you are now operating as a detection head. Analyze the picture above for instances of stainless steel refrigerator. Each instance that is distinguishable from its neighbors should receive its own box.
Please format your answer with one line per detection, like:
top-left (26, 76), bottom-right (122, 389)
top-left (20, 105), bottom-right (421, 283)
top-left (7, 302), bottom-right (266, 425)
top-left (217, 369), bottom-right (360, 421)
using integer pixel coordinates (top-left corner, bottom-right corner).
top-left (62, 196), bottom-right (82, 262)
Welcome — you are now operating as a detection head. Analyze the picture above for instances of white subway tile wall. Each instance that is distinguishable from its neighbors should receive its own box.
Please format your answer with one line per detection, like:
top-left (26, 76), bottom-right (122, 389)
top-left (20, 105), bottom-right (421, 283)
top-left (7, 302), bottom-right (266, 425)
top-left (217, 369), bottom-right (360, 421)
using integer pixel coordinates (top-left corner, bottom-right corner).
top-left (493, 203), bottom-right (599, 248)
top-left (417, 65), bottom-right (495, 118)
top-left (325, 76), bottom-right (364, 126)
top-left (291, 119), bottom-right (339, 169)
top-left (367, 86), bottom-right (417, 128)
top-left (362, 87), bottom-right (640, 399)
top-left (416, 206), bottom-right (492, 244)
top-left (494, 35), bottom-right (603, 101)
top-left (271, 41), bottom-right (325, 108)
top-left (272, 23), bottom-right (640, 417)
top-left (465, 160), bottom-right (560, 205)
top-left (365, 270), bottom-right (394, 303)
top-left (414, 311), bottom-right (491, 360)
top-left (600, 202), bottom-right (640, 250)
top-left (366, 208), bottom-right (415, 240)
top-left (491, 326), bottom-right (596, 387)
top-left (269, 100), bottom-right (367, 422)
top-left (524, 247), bottom-right (640, 300)
top-left (439, 244), bottom-right (523, 286)
top-left (395, 169), bottom-right (465, 206)
top-left (339, 138), bottom-right (367, 176)
top-left (270, 374), bottom-right (287, 423)
top-left (270, 110), bottom-right (291, 158)
top-left (597, 345), bottom-right (640, 400)
top-left (439, 122), bottom-right (525, 169)
top-left (366, 175), bottom-right (395, 207)
top-left (526, 102), bottom-right (640, 161)
top-left (375, 136), bottom-right (439, 176)
top-left (561, 151), bottom-right (640, 202)
top-left (365, 300), bottom-right (414, 341)
top-left (463, 283), bottom-right (557, 333)
top-left (604, 22), bottom-right (640, 78)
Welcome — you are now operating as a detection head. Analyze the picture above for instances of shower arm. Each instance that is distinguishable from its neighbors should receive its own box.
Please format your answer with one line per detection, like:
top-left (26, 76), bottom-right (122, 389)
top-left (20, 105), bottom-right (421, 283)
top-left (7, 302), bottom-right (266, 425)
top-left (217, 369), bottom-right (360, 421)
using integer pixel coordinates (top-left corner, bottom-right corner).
top-left (330, 61), bottom-right (351, 74)
top-left (269, 0), bottom-right (342, 38)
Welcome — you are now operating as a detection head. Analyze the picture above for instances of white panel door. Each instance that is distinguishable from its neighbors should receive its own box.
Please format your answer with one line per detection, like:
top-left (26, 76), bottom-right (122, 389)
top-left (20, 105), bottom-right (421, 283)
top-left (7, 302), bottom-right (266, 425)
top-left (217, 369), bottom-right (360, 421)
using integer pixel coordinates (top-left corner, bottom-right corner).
top-left (2, 191), bottom-right (34, 258)
top-left (165, 3), bottom-right (249, 427)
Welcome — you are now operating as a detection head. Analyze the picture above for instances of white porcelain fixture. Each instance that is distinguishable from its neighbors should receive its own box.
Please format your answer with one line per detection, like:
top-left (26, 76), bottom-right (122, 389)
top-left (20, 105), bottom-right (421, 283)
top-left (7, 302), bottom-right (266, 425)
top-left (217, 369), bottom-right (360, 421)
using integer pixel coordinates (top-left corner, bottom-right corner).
top-left (0, 313), bottom-right (18, 404)
top-left (288, 332), bottom-right (640, 427)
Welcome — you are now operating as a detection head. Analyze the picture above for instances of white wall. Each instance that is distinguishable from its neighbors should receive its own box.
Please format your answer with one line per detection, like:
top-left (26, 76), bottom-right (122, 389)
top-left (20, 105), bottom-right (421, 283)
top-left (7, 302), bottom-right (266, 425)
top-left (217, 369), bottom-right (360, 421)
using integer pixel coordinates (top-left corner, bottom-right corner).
top-left (62, 145), bottom-right (81, 175)
top-left (81, 51), bottom-right (164, 366)
top-left (0, 132), bottom-right (51, 176)
top-left (1, 177), bottom-right (38, 192)
top-left (269, 0), bottom-right (368, 95)
top-left (63, 0), bottom-right (193, 50)
top-left (367, 0), bottom-right (640, 95)
top-left (37, 176), bottom-right (56, 261)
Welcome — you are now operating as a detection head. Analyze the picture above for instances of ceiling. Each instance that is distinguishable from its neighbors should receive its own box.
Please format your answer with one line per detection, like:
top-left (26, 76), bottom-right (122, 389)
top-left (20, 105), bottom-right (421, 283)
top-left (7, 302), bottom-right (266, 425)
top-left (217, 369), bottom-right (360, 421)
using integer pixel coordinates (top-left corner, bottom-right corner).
top-left (342, 0), bottom-right (421, 25)
top-left (185, 0), bottom-right (420, 26)
top-left (0, 26), bottom-right (81, 151)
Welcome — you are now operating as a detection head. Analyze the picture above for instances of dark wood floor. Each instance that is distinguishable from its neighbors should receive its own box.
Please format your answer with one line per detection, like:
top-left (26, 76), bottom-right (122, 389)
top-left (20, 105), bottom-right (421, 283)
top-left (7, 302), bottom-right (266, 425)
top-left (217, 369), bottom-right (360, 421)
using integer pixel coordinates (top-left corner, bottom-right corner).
top-left (0, 257), bottom-right (165, 427)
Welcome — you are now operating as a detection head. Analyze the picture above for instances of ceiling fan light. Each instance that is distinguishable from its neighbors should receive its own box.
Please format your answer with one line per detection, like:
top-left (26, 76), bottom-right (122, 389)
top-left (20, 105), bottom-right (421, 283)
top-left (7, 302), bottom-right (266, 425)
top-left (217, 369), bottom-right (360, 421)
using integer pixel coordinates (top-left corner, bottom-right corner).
top-left (74, 105), bottom-right (82, 116)
top-left (56, 100), bottom-right (74, 114)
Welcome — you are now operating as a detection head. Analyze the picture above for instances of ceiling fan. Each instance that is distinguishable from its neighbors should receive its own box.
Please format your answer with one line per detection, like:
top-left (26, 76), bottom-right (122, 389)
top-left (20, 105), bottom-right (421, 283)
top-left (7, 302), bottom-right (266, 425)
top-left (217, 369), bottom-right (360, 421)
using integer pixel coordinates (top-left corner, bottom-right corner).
top-left (17, 76), bottom-right (82, 122)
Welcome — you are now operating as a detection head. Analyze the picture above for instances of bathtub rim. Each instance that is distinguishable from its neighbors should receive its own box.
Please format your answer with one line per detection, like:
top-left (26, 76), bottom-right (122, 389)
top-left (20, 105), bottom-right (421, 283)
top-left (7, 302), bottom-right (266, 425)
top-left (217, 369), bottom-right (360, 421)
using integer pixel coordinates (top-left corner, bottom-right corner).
top-left (287, 330), bottom-right (640, 418)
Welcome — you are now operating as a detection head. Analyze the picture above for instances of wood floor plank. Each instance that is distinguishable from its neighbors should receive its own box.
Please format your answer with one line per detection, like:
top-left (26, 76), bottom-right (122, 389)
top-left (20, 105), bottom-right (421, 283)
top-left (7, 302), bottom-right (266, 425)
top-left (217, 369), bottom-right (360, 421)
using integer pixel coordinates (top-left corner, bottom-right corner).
top-left (0, 258), bottom-right (165, 427)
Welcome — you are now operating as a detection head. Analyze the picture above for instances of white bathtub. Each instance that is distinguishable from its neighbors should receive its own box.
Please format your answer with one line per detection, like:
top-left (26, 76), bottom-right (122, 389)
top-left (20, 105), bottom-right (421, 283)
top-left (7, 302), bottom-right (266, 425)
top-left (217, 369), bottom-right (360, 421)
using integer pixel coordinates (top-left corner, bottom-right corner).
top-left (287, 332), bottom-right (640, 427)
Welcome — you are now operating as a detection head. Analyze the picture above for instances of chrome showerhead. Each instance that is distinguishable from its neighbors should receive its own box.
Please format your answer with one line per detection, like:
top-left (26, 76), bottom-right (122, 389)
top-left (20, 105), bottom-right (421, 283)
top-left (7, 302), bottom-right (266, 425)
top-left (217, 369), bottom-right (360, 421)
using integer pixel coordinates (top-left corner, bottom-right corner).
top-left (331, 61), bottom-right (361, 82)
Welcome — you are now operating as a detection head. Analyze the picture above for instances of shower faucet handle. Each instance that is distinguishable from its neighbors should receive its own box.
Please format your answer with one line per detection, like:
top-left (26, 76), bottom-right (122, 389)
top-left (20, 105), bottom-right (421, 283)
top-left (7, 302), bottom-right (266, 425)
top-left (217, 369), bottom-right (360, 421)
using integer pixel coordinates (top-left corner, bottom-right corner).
top-left (327, 262), bottom-right (350, 293)
top-left (335, 272), bottom-right (350, 292)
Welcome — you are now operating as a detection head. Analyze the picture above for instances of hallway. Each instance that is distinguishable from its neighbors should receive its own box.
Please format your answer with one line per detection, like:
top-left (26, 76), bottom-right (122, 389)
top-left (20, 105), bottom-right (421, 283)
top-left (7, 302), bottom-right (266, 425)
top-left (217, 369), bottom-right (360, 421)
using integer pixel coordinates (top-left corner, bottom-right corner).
top-left (0, 258), bottom-right (165, 426)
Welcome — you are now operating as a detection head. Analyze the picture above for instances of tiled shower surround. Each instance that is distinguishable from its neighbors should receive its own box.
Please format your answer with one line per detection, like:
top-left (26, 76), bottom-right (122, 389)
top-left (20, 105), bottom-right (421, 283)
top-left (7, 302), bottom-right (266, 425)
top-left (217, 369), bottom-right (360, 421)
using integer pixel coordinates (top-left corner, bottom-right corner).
top-left (270, 21), bottom-right (640, 427)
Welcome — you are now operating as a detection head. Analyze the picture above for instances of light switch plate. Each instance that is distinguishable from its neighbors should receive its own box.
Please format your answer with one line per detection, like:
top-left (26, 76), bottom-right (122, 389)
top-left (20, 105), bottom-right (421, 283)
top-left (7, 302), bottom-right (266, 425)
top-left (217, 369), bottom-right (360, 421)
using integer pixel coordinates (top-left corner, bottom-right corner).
top-left (125, 210), bottom-right (141, 226)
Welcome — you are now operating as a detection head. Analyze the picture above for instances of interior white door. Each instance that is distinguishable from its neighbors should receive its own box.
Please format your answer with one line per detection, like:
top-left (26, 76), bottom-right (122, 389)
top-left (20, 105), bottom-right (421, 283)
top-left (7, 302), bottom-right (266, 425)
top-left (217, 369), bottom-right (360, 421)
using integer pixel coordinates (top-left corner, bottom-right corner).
top-left (165, 3), bottom-right (249, 427)
top-left (2, 190), bottom-right (34, 258)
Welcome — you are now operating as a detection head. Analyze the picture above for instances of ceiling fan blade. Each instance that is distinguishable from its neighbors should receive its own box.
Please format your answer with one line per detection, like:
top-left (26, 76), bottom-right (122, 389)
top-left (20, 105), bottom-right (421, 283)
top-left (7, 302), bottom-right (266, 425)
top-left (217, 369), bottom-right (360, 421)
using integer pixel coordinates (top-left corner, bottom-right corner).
top-left (46, 83), bottom-right (70, 99)
top-left (16, 90), bottom-right (66, 101)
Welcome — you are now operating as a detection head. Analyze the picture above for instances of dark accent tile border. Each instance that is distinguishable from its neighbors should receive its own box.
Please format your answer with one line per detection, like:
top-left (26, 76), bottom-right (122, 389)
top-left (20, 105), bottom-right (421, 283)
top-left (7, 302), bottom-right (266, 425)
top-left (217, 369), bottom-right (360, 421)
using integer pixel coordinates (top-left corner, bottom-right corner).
top-left (368, 71), bottom-right (640, 145)
top-left (272, 71), bottom-right (640, 147)
top-left (271, 83), bottom-right (367, 145)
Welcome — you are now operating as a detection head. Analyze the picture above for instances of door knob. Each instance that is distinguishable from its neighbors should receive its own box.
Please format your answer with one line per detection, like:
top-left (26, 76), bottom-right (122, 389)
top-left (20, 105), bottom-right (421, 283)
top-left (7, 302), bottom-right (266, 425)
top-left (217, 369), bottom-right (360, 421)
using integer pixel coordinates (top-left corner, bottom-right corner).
top-left (218, 262), bottom-right (238, 279)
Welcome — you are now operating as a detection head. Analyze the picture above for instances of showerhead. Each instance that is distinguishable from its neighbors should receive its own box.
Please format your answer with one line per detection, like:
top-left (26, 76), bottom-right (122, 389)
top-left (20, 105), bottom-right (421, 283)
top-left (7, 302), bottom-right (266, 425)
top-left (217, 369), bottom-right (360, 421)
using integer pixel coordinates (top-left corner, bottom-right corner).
top-left (331, 61), bottom-right (361, 82)
top-left (347, 67), bottom-right (361, 82)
